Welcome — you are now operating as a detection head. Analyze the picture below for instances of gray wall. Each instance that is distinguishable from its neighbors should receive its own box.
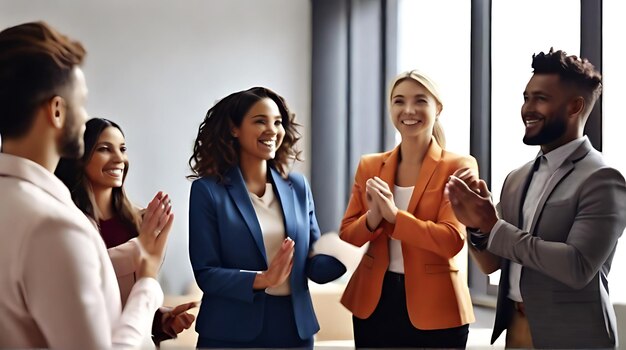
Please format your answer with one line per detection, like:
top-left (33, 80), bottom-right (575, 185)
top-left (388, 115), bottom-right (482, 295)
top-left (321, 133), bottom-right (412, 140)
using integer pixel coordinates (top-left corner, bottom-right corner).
top-left (1, 0), bottom-right (312, 294)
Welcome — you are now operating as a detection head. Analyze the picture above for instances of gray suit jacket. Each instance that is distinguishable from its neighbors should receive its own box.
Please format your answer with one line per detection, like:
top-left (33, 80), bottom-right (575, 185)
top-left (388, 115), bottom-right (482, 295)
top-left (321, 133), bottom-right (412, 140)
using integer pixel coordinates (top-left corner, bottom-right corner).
top-left (473, 139), bottom-right (626, 348)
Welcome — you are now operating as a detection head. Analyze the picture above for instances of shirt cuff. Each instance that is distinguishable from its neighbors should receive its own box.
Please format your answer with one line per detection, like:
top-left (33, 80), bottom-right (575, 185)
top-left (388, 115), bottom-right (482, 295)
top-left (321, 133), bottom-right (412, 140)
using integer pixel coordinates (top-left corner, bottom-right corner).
top-left (487, 219), bottom-right (507, 248)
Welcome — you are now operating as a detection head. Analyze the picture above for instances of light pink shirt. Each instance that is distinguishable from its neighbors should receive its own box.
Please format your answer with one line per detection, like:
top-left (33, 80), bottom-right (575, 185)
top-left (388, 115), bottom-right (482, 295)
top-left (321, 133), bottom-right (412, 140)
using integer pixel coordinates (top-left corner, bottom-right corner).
top-left (0, 153), bottom-right (163, 349)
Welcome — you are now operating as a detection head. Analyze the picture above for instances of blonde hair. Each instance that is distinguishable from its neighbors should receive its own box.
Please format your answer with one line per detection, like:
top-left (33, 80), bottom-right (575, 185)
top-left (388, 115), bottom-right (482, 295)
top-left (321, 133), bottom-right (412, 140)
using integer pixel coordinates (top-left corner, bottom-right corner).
top-left (388, 70), bottom-right (446, 148)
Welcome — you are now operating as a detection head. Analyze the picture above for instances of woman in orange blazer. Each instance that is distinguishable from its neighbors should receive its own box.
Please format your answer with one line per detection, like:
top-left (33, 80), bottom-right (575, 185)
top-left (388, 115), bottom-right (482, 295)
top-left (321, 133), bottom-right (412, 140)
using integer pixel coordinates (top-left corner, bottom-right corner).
top-left (340, 70), bottom-right (477, 348)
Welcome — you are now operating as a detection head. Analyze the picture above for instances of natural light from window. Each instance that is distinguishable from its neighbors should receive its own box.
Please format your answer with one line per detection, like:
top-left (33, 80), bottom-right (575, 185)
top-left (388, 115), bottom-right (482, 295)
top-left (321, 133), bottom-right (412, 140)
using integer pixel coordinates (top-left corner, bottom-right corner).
top-left (490, 0), bottom-right (580, 285)
top-left (602, 0), bottom-right (626, 304)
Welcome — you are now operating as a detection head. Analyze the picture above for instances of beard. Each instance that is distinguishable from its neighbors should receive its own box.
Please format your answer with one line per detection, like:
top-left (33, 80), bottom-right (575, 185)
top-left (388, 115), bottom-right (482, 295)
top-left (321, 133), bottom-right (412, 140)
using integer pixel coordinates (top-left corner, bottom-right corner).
top-left (522, 111), bottom-right (568, 146)
top-left (58, 108), bottom-right (85, 158)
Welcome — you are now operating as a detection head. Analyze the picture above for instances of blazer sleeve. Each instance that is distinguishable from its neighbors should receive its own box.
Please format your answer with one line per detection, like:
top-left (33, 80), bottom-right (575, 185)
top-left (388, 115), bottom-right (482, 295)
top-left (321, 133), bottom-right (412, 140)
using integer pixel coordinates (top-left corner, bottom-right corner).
top-left (390, 156), bottom-right (478, 259)
top-left (188, 180), bottom-right (259, 304)
top-left (22, 218), bottom-right (161, 349)
top-left (107, 238), bottom-right (141, 278)
top-left (300, 176), bottom-right (346, 283)
top-left (488, 167), bottom-right (626, 289)
top-left (339, 157), bottom-right (387, 247)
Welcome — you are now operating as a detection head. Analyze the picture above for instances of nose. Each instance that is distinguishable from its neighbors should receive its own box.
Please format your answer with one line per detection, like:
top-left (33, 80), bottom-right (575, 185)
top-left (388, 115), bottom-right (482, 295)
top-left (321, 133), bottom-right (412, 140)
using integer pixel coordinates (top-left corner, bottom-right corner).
top-left (403, 102), bottom-right (415, 114)
top-left (112, 149), bottom-right (125, 162)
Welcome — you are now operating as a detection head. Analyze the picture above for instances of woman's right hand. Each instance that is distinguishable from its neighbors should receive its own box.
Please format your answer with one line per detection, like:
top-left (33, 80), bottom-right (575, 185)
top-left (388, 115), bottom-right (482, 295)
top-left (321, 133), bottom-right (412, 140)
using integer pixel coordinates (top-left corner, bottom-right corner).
top-left (365, 179), bottom-right (383, 231)
top-left (137, 191), bottom-right (174, 279)
top-left (253, 238), bottom-right (294, 289)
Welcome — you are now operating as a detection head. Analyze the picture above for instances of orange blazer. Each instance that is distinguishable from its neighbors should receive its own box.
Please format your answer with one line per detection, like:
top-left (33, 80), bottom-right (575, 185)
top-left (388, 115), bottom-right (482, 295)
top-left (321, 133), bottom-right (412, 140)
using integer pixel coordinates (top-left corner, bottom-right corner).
top-left (340, 140), bottom-right (476, 330)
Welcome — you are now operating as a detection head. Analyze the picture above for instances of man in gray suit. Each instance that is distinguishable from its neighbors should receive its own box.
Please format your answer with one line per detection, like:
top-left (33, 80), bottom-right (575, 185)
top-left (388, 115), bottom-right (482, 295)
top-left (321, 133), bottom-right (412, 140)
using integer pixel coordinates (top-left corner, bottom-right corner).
top-left (446, 48), bottom-right (626, 348)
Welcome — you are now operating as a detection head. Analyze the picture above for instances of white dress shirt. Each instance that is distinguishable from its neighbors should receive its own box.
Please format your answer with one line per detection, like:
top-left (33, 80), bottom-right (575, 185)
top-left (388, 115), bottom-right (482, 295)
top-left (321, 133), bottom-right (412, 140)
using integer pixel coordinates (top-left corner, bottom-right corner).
top-left (388, 185), bottom-right (415, 273)
top-left (490, 136), bottom-right (588, 302)
top-left (0, 153), bottom-right (163, 349)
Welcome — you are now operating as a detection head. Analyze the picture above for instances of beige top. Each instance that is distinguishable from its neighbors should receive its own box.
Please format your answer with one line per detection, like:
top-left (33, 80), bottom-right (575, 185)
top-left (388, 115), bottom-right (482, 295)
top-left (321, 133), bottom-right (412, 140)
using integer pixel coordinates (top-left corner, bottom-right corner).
top-left (0, 153), bottom-right (163, 349)
top-left (249, 183), bottom-right (291, 295)
top-left (388, 185), bottom-right (414, 273)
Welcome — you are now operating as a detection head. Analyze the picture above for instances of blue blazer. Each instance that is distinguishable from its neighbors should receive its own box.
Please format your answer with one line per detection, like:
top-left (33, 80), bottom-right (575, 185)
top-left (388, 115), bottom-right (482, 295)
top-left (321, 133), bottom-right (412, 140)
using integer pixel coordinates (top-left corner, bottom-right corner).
top-left (189, 166), bottom-right (345, 342)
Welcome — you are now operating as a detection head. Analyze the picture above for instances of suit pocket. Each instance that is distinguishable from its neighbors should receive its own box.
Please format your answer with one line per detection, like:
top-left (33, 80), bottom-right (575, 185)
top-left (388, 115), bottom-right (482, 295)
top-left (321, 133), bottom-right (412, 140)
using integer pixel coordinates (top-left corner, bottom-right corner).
top-left (425, 264), bottom-right (459, 274)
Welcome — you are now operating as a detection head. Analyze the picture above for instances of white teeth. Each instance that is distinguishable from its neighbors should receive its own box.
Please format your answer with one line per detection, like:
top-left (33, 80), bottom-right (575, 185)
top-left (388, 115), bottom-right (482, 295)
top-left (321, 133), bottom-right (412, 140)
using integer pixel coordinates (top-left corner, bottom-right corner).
top-left (105, 169), bottom-right (123, 176)
top-left (402, 120), bottom-right (418, 125)
top-left (525, 120), bottom-right (540, 126)
top-left (260, 140), bottom-right (275, 147)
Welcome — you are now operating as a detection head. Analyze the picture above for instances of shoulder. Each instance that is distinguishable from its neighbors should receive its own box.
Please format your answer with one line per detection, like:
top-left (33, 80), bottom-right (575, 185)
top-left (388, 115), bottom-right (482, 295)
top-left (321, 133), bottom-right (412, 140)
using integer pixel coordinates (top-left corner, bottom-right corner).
top-left (440, 149), bottom-right (478, 169)
top-left (360, 150), bottom-right (392, 166)
top-left (286, 172), bottom-right (310, 192)
top-left (190, 175), bottom-right (224, 194)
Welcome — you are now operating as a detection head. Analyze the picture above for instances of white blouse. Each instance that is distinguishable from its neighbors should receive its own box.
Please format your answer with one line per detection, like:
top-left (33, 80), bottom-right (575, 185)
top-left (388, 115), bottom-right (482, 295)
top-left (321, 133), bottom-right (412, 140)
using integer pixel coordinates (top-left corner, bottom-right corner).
top-left (388, 185), bottom-right (414, 274)
top-left (249, 183), bottom-right (291, 295)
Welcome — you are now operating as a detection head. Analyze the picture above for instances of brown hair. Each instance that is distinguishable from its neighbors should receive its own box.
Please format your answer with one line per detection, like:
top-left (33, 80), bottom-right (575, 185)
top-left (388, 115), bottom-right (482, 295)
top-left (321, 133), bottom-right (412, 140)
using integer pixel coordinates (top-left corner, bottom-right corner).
top-left (188, 87), bottom-right (302, 182)
top-left (0, 21), bottom-right (86, 139)
top-left (389, 70), bottom-right (446, 148)
top-left (55, 118), bottom-right (140, 235)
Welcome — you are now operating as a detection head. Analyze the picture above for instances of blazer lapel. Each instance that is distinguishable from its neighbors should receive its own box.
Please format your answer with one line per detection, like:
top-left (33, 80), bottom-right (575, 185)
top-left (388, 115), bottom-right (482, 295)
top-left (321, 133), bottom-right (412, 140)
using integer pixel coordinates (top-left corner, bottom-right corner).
top-left (528, 139), bottom-right (592, 234)
top-left (270, 168), bottom-right (296, 241)
top-left (379, 147), bottom-right (399, 189)
top-left (224, 167), bottom-right (267, 262)
top-left (406, 139), bottom-right (441, 214)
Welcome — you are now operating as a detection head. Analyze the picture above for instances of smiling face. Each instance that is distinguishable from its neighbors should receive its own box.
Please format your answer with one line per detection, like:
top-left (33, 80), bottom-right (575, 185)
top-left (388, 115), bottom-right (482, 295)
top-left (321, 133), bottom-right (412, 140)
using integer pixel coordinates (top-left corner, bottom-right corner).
top-left (84, 126), bottom-right (128, 190)
top-left (521, 73), bottom-right (575, 152)
top-left (389, 79), bottom-right (441, 140)
top-left (232, 97), bottom-right (285, 163)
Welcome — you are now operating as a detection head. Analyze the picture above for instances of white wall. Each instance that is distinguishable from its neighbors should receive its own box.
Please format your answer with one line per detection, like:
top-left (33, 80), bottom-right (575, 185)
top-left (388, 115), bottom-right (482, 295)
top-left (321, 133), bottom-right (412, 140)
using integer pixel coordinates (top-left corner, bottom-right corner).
top-left (1, 0), bottom-right (312, 294)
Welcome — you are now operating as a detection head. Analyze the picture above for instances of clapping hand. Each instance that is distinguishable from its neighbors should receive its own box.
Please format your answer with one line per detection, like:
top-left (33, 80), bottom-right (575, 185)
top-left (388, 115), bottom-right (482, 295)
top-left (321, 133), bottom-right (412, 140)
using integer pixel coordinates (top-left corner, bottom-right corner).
top-left (366, 177), bottom-right (398, 224)
top-left (445, 174), bottom-right (498, 233)
top-left (137, 191), bottom-right (174, 279)
top-left (253, 238), bottom-right (295, 289)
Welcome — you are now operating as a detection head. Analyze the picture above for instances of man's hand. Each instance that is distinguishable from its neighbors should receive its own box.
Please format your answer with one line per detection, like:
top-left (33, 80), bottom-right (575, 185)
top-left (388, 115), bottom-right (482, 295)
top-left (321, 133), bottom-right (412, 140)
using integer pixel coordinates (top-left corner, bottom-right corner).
top-left (162, 301), bottom-right (197, 338)
top-left (445, 175), bottom-right (498, 233)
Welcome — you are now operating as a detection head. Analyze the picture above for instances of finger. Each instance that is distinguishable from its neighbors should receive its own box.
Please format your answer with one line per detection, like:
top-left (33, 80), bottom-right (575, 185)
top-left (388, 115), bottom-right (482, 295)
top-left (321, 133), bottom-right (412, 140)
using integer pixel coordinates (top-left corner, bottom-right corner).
top-left (452, 167), bottom-right (471, 178)
top-left (446, 176), bottom-right (474, 200)
top-left (372, 177), bottom-right (390, 190)
top-left (170, 301), bottom-right (198, 315)
top-left (477, 179), bottom-right (491, 197)
top-left (155, 213), bottom-right (174, 250)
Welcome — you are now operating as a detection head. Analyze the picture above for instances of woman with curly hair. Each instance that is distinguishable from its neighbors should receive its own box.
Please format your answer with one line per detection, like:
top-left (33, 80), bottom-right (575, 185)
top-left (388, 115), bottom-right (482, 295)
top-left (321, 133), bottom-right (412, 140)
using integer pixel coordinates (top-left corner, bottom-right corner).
top-left (188, 87), bottom-right (346, 348)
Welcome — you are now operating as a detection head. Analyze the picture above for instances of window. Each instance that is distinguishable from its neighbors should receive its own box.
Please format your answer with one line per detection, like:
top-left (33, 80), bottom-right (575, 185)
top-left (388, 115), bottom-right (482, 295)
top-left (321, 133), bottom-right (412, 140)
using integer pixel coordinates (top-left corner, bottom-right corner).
top-left (490, 0), bottom-right (580, 285)
top-left (602, 0), bottom-right (626, 304)
top-left (397, 0), bottom-right (471, 156)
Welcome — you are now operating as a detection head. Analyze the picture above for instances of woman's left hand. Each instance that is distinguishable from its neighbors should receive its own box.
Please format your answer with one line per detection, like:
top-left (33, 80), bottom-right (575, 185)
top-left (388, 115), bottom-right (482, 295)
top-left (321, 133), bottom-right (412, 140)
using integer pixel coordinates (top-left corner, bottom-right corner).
top-left (367, 177), bottom-right (398, 224)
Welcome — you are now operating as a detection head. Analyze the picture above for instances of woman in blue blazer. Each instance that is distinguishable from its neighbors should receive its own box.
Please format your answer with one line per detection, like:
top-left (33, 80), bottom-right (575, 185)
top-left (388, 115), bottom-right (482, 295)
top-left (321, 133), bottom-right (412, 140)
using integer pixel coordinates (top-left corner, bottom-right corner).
top-left (188, 87), bottom-right (346, 348)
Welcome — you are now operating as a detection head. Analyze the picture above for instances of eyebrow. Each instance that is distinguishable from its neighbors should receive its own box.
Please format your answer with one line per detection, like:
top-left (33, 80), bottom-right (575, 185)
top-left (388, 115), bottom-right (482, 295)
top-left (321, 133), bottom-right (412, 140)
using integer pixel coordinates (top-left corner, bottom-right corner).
top-left (96, 141), bottom-right (126, 147)
top-left (392, 93), bottom-right (429, 99)
top-left (251, 114), bottom-right (282, 119)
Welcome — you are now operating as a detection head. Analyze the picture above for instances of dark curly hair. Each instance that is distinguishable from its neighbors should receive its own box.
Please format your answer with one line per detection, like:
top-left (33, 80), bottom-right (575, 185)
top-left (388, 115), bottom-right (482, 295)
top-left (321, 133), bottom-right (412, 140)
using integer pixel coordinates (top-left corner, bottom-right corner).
top-left (0, 21), bottom-right (86, 139)
top-left (532, 48), bottom-right (602, 113)
top-left (188, 87), bottom-right (302, 182)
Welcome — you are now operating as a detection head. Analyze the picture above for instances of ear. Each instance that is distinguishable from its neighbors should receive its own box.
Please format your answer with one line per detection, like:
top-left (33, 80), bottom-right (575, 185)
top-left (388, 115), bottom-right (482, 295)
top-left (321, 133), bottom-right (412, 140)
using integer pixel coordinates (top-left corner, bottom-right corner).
top-left (436, 103), bottom-right (443, 117)
top-left (46, 96), bottom-right (67, 130)
top-left (568, 96), bottom-right (585, 118)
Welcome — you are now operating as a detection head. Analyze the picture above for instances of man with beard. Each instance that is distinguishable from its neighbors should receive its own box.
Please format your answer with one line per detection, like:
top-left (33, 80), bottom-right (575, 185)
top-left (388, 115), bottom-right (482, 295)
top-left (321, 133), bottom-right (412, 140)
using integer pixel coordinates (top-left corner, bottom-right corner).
top-left (445, 48), bottom-right (626, 348)
top-left (0, 21), bottom-right (173, 348)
